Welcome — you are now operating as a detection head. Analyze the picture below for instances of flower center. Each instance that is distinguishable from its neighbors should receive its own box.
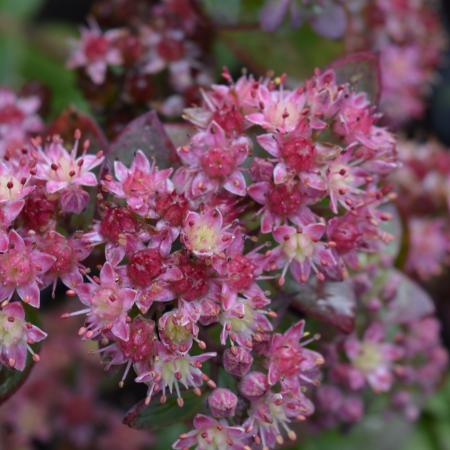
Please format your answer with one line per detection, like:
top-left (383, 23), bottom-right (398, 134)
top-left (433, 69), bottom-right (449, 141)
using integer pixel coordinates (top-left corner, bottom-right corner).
top-left (200, 148), bottom-right (237, 179)
top-left (282, 232), bottom-right (315, 262)
top-left (281, 137), bottom-right (316, 172)
top-left (84, 35), bottom-right (109, 61)
top-left (354, 342), bottom-right (383, 374)
top-left (0, 251), bottom-right (33, 286)
top-left (92, 287), bottom-right (123, 321)
top-left (267, 184), bottom-right (302, 217)
top-left (127, 249), bottom-right (163, 288)
top-left (0, 312), bottom-right (24, 347)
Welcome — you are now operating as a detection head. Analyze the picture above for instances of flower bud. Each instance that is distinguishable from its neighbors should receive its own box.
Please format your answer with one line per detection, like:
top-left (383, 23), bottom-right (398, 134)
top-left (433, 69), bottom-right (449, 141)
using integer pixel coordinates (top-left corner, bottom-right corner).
top-left (208, 388), bottom-right (238, 418)
top-left (223, 347), bottom-right (253, 377)
top-left (239, 371), bottom-right (268, 399)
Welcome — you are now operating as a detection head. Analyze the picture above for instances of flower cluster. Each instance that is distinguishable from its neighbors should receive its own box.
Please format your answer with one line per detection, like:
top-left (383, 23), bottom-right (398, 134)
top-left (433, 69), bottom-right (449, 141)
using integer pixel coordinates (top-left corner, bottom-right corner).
top-left (314, 263), bottom-right (448, 427)
top-left (20, 67), bottom-right (401, 449)
top-left (0, 122), bottom-right (103, 369)
top-left (349, 0), bottom-right (445, 125)
top-left (393, 140), bottom-right (450, 280)
top-left (68, 0), bottom-right (212, 130)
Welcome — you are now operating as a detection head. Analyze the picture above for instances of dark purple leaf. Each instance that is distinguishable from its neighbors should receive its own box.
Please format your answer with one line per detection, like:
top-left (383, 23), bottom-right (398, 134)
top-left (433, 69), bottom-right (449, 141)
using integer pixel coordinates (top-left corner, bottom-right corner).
top-left (330, 51), bottom-right (381, 104)
top-left (288, 278), bottom-right (356, 333)
top-left (105, 111), bottom-right (179, 172)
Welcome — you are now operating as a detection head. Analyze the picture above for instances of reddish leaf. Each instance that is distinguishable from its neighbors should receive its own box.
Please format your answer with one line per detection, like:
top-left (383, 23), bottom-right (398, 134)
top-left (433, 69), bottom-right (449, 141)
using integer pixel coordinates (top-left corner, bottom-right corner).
top-left (288, 278), bottom-right (356, 333)
top-left (329, 51), bottom-right (381, 104)
top-left (47, 107), bottom-right (109, 154)
top-left (105, 111), bottom-right (179, 172)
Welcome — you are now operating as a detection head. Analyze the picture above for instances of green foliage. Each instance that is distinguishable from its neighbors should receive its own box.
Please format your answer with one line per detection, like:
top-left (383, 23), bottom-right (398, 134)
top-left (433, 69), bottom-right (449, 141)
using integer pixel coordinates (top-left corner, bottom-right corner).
top-left (219, 25), bottom-right (344, 80)
top-left (125, 390), bottom-right (204, 431)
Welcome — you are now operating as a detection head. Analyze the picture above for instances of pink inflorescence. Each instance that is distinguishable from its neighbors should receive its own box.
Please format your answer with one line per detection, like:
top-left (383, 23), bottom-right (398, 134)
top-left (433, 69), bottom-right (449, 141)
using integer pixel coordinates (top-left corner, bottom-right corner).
top-left (4, 64), bottom-right (445, 450)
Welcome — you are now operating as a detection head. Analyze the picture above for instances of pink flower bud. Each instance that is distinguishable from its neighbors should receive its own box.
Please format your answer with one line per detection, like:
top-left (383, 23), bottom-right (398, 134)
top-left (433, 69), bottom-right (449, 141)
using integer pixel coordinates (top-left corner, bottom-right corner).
top-left (223, 347), bottom-right (253, 377)
top-left (239, 371), bottom-right (268, 399)
top-left (208, 388), bottom-right (238, 418)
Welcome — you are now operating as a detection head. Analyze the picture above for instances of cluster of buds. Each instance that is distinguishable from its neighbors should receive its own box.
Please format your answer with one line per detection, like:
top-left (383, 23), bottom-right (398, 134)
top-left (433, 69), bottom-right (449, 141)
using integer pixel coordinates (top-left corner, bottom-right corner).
top-left (68, 0), bottom-right (212, 131)
top-left (314, 262), bottom-right (448, 428)
top-left (348, 0), bottom-right (445, 126)
top-left (393, 140), bottom-right (450, 280)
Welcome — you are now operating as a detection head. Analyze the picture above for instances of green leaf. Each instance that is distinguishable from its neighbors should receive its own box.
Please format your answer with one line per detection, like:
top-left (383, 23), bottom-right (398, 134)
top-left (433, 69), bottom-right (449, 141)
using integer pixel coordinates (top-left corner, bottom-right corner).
top-left (219, 25), bottom-right (344, 80)
top-left (0, 0), bottom-right (43, 19)
top-left (0, 358), bottom-right (33, 404)
top-left (201, 0), bottom-right (241, 25)
top-left (124, 390), bottom-right (205, 430)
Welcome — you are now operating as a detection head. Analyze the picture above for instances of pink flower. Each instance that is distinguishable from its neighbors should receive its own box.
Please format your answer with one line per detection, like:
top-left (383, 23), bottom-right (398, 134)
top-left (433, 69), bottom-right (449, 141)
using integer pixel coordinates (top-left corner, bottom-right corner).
top-left (246, 85), bottom-right (306, 134)
top-left (103, 150), bottom-right (173, 218)
top-left (69, 262), bottom-right (136, 341)
top-left (0, 230), bottom-right (55, 307)
top-left (37, 231), bottom-right (91, 292)
top-left (33, 135), bottom-right (104, 213)
top-left (182, 208), bottom-right (234, 257)
top-left (220, 292), bottom-right (273, 348)
top-left (244, 388), bottom-right (314, 449)
top-left (174, 122), bottom-right (249, 198)
top-left (342, 322), bottom-right (402, 393)
top-left (0, 302), bottom-right (47, 371)
top-left (267, 320), bottom-right (324, 386)
top-left (136, 343), bottom-right (216, 406)
top-left (406, 218), bottom-right (450, 280)
top-left (272, 223), bottom-right (337, 284)
top-left (173, 414), bottom-right (248, 450)
top-left (68, 21), bottom-right (123, 84)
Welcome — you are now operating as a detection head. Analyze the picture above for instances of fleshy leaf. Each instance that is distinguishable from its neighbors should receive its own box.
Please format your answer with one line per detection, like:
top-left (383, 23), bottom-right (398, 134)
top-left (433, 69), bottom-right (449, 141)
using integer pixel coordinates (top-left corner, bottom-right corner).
top-left (330, 51), bottom-right (381, 104)
top-left (124, 390), bottom-right (204, 430)
top-left (287, 277), bottom-right (356, 333)
top-left (164, 123), bottom-right (197, 148)
top-left (105, 111), bottom-right (179, 172)
top-left (0, 359), bottom-right (33, 405)
top-left (201, 0), bottom-right (242, 25)
top-left (48, 107), bottom-right (109, 154)
top-left (386, 269), bottom-right (435, 324)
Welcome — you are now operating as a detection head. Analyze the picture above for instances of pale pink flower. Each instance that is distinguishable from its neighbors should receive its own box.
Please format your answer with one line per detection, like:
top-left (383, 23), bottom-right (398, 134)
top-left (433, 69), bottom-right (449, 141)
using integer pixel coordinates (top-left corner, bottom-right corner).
top-left (136, 343), bottom-right (216, 406)
top-left (182, 208), bottom-right (234, 257)
top-left (69, 262), bottom-right (136, 341)
top-left (173, 414), bottom-right (248, 450)
top-left (174, 121), bottom-right (249, 198)
top-left (33, 135), bottom-right (104, 213)
top-left (0, 302), bottom-right (47, 371)
top-left (103, 150), bottom-right (173, 218)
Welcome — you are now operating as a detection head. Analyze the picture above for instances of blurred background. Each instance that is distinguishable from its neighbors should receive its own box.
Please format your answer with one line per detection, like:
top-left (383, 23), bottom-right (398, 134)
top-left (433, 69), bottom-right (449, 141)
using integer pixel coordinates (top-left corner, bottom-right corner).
top-left (0, 0), bottom-right (449, 449)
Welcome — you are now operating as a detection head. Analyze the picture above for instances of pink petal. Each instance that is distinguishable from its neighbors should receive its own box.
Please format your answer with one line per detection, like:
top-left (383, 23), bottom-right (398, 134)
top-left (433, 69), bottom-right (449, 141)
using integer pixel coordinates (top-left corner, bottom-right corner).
top-left (223, 171), bottom-right (246, 196)
top-left (257, 133), bottom-right (279, 157)
top-left (100, 262), bottom-right (115, 285)
top-left (17, 283), bottom-right (40, 308)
